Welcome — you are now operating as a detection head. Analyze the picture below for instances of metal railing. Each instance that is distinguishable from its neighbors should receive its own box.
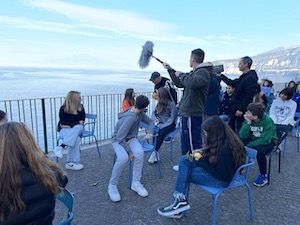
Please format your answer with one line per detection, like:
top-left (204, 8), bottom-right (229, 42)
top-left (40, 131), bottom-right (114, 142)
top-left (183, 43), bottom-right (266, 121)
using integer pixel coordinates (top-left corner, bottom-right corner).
top-left (0, 92), bottom-right (157, 153)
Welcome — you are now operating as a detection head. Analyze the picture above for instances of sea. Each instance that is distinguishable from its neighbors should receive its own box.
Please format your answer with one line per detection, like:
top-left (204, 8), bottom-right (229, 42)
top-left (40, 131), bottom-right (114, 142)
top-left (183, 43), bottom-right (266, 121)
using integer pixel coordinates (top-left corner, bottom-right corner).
top-left (0, 66), bottom-right (293, 101)
top-left (0, 67), bottom-right (159, 101)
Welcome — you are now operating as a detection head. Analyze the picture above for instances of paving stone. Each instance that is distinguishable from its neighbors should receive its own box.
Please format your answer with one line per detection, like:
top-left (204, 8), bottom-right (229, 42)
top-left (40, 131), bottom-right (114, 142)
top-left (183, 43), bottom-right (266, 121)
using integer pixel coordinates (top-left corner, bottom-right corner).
top-left (53, 134), bottom-right (300, 225)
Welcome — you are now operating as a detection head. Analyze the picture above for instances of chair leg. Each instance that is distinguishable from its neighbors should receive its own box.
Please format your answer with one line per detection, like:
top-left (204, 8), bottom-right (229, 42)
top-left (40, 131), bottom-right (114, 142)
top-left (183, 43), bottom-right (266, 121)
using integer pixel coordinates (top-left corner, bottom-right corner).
top-left (267, 153), bottom-right (272, 185)
top-left (212, 193), bottom-right (220, 225)
top-left (278, 148), bottom-right (281, 173)
top-left (155, 151), bottom-right (162, 177)
top-left (170, 141), bottom-right (173, 160)
top-left (93, 135), bottom-right (101, 157)
top-left (297, 132), bottom-right (300, 152)
top-left (245, 183), bottom-right (253, 220)
top-left (128, 161), bottom-right (132, 189)
top-left (283, 138), bottom-right (287, 157)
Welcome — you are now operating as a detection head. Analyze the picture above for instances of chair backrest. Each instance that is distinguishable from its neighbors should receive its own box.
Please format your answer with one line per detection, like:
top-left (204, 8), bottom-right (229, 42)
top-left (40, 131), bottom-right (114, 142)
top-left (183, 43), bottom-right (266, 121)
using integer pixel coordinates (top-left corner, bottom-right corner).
top-left (84, 113), bottom-right (97, 133)
top-left (227, 147), bottom-right (257, 188)
top-left (56, 189), bottom-right (74, 225)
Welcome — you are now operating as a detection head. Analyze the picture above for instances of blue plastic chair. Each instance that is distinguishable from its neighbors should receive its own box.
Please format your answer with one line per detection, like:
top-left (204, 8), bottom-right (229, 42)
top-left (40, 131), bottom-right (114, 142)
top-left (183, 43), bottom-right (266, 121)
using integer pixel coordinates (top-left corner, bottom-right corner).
top-left (267, 127), bottom-right (289, 185)
top-left (164, 116), bottom-right (181, 160)
top-left (56, 113), bottom-right (100, 160)
top-left (282, 112), bottom-right (300, 156)
top-left (81, 113), bottom-right (101, 157)
top-left (186, 147), bottom-right (257, 225)
top-left (56, 189), bottom-right (74, 225)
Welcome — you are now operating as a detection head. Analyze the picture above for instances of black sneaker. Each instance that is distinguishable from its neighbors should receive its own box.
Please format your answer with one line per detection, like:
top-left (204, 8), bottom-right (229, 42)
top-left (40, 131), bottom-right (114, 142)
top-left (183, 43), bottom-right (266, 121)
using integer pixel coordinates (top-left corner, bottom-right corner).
top-left (157, 193), bottom-right (190, 217)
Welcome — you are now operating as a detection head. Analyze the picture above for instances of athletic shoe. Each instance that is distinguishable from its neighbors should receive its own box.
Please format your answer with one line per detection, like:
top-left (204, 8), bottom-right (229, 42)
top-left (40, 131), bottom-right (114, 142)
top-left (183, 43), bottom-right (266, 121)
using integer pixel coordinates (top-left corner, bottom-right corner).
top-left (108, 184), bottom-right (121, 202)
top-left (164, 137), bottom-right (175, 144)
top-left (253, 174), bottom-right (268, 187)
top-left (173, 165), bottom-right (179, 172)
top-left (53, 146), bottom-right (63, 158)
top-left (131, 181), bottom-right (148, 197)
top-left (148, 151), bottom-right (160, 163)
top-left (65, 162), bottom-right (84, 171)
top-left (157, 192), bottom-right (190, 217)
top-left (166, 213), bottom-right (183, 219)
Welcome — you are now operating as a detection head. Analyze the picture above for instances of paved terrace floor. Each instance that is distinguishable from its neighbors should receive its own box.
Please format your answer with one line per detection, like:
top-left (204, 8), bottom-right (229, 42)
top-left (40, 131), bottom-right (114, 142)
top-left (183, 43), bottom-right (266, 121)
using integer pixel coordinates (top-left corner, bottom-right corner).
top-left (52, 134), bottom-right (300, 225)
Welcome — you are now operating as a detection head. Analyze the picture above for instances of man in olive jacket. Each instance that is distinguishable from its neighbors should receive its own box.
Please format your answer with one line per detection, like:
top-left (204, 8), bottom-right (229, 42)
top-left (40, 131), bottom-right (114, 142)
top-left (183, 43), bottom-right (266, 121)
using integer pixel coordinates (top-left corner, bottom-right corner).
top-left (219, 56), bottom-right (258, 132)
top-left (162, 49), bottom-right (211, 162)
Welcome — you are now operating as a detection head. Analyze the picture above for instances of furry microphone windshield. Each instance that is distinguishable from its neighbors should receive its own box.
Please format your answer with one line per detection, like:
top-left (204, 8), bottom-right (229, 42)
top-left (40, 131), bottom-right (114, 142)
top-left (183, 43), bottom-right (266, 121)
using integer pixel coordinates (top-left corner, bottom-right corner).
top-left (138, 41), bottom-right (163, 69)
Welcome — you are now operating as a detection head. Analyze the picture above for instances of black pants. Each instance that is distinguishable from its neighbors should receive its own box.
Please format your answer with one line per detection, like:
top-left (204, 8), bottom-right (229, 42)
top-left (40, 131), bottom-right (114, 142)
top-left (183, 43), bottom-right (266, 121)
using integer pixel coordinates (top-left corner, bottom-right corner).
top-left (155, 123), bottom-right (176, 151)
top-left (228, 114), bottom-right (244, 133)
top-left (242, 138), bottom-right (275, 175)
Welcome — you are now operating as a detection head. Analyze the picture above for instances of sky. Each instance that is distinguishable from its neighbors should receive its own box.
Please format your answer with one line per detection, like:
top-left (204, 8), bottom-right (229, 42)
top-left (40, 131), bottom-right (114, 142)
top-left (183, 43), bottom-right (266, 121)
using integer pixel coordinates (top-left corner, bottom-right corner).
top-left (0, 0), bottom-right (300, 71)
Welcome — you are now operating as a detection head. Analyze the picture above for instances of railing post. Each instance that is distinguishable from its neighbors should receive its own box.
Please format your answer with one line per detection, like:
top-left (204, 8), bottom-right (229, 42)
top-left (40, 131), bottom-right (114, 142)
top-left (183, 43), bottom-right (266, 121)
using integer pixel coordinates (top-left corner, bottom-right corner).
top-left (41, 99), bottom-right (48, 154)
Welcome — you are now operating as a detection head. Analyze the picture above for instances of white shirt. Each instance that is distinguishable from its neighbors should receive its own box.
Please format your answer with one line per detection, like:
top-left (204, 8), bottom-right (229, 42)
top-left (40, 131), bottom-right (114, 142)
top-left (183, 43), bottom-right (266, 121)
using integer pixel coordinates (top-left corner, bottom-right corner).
top-left (269, 98), bottom-right (297, 126)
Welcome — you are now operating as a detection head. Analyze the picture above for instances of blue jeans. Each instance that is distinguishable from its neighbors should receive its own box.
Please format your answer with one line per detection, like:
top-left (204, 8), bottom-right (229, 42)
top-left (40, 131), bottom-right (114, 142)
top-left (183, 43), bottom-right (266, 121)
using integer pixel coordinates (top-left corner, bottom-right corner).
top-left (175, 156), bottom-right (229, 195)
top-left (181, 116), bottom-right (202, 155)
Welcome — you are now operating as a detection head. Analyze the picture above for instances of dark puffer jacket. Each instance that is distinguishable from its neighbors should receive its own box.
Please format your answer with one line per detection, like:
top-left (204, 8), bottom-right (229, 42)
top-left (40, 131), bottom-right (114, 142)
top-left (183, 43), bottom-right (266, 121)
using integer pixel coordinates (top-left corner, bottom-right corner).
top-left (221, 70), bottom-right (258, 114)
top-left (1, 168), bottom-right (68, 225)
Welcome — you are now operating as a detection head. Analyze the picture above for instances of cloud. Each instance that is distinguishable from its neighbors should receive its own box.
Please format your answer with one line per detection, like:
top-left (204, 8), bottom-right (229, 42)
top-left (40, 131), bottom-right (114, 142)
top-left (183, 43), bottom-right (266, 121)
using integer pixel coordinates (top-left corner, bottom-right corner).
top-left (23, 0), bottom-right (176, 36)
top-left (0, 16), bottom-right (111, 38)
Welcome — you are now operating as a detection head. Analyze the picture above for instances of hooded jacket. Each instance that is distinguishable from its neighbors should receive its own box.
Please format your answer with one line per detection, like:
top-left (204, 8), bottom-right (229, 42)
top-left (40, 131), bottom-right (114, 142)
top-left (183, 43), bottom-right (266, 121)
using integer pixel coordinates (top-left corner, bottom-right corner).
top-left (221, 70), bottom-right (258, 114)
top-left (112, 108), bottom-right (154, 154)
top-left (167, 62), bottom-right (212, 117)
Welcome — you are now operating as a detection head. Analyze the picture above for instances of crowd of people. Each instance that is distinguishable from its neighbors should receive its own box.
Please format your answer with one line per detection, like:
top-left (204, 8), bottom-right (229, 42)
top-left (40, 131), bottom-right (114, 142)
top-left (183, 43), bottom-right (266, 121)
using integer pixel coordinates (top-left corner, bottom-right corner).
top-left (1, 47), bottom-right (300, 223)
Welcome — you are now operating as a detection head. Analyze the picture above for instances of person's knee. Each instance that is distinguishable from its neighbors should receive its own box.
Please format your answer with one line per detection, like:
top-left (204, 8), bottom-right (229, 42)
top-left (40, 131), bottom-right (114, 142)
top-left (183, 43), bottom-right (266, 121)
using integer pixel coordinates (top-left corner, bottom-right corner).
top-left (133, 149), bottom-right (144, 160)
top-left (115, 154), bottom-right (128, 165)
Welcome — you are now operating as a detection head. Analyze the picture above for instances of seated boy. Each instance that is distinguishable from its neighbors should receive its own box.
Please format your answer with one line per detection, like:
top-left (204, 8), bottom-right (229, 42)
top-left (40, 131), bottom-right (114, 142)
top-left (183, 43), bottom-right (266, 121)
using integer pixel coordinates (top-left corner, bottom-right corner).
top-left (269, 87), bottom-right (296, 136)
top-left (239, 103), bottom-right (278, 187)
top-left (108, 95), bottom-right (155, 202)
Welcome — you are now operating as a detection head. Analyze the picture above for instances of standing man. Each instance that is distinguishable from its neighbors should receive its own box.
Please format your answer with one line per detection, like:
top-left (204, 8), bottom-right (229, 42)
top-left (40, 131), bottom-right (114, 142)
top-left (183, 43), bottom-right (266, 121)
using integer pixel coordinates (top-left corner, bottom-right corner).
top-left (162, 48), bottom-right (212, 171)
top-left (219, 56), bottom-right (258, 132)
top-left (149, 71), bottom-right (177, 104)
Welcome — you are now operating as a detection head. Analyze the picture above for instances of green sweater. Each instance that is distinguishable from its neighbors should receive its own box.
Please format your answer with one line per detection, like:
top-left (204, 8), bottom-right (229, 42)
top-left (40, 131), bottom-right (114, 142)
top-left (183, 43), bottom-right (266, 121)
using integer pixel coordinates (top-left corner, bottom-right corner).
top-left (239, 113), bottom-right (278, 148)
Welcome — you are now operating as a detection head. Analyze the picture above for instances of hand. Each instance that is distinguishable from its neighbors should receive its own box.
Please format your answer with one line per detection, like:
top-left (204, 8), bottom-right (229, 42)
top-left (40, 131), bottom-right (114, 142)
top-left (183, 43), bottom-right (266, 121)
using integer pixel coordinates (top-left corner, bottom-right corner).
top-left (145, 133), bottom-right (153, 140)
top-left (235, 110), bottom-right (243, 117)
top-left (129, 153), bottom-right (135, 161)
top-left (175, 71), bottom-right (182, 77)
top-left (163, 62), bottom-right (170, 69)
top-left (244, 114), bottom-right (252, 124)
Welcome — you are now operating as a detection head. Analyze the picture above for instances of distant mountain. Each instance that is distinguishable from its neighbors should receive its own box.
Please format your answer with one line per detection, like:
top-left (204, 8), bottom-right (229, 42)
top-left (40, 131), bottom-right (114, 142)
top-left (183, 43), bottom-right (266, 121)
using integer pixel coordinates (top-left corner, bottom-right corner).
top-left (213, 45), bottom-right (300, 83)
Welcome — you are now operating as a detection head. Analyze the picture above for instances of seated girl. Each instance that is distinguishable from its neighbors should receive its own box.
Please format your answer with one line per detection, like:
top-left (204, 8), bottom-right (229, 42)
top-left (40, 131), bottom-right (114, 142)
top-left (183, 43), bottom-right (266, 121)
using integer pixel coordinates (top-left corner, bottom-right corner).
top-left (0, 122), bottom-right (68, 224)
top-left (148, 87), bottom-right (177, 163)
top-left (121, 88), bottom-right (135, 112)
top-left (54, 90), bottom-right (85, 171)
top-left (157, 116), bottom-right (245, 217)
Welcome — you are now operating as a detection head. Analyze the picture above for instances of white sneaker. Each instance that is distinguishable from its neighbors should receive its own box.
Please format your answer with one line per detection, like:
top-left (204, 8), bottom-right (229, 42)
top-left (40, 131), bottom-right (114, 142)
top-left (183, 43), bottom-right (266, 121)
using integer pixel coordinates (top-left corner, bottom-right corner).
top-left (148, 151), bottom-right (159, 163)
top-left (53, 146), bottom-right (63, 158)
top-left (131, 181), bottom-right (148, 197)
top-left (173, 165), bottom-right (179, 172)
top-left (108, 184), bottom-right (121, 202)
top-left (65, 162), bottom-right (84, 171)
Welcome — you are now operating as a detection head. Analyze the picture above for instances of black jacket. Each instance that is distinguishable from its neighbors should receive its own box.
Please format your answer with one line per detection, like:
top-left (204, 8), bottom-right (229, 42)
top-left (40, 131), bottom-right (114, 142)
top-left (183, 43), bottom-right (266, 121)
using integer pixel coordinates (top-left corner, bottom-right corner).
top-left (1, 168), bottom-right (68, 225)
top-left (221, 70), bottom-right (258, 114)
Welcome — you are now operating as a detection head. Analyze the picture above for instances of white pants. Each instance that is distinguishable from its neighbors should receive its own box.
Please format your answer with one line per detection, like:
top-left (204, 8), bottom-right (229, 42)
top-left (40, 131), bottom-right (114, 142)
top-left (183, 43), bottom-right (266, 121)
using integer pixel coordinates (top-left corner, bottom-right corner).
top-left (109, 138), bottom-right (144, 185)
top-left (59, 124), bottom-right (84, 163)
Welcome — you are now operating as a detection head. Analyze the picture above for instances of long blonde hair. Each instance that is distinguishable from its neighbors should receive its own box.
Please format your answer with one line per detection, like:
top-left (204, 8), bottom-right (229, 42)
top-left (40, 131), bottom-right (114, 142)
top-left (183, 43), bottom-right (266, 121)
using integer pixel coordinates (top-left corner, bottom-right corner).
top-left (64, 91), bottom-right (83, 114)
top-left (0, 122), bottom-right (66, 222)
